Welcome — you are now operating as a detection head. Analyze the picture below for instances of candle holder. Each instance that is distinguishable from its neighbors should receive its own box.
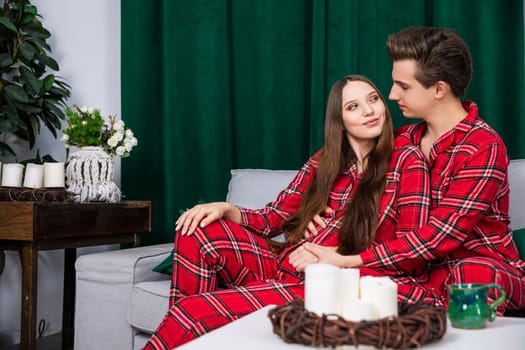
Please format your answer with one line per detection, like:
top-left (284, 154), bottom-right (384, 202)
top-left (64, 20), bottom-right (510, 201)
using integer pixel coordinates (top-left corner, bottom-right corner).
top-left (268, 298), bottom-right (447, 349)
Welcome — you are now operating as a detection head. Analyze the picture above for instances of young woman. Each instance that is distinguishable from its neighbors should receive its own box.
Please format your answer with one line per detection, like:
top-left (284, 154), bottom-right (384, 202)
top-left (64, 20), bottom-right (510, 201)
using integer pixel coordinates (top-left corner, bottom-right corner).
top-left (143, 75), bottom-right (437, 350)
top-left (298, 27), bottom-right (525, 315)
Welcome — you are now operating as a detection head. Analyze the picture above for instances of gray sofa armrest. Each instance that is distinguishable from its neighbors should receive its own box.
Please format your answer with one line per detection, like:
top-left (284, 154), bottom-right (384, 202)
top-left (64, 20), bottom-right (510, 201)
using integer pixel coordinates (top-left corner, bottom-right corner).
top-left (76, 243), bottom-right (172, 284)
top-left (74, 243), bottom-right (172, 350)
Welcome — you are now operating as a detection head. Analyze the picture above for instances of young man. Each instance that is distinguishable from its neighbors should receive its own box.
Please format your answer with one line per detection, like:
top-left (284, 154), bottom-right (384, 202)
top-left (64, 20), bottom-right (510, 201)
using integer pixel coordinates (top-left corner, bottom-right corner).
top-left (375, 26), bottom-right (525, 312)
top-left (303, 26), bottom-right (525, 313)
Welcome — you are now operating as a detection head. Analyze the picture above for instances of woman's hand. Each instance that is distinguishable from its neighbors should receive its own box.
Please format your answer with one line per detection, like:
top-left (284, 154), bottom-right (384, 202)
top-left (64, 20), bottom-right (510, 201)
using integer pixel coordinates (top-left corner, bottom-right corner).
top-left (290, 243), bottom-right (363, 271)
top-left (289, 244), bottom-right (338, 272)
top-left (288, 244), bottom-right (320, 272)
top-left (175, 202), bottom-right (239, 235)
top-left (303, 207), bottom-right (333, 239)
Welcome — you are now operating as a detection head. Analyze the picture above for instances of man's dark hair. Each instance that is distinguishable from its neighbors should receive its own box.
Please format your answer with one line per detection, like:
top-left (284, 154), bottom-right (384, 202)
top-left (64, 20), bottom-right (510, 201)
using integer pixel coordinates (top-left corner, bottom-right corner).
top-left (387, 26), bottom-right (473, 97)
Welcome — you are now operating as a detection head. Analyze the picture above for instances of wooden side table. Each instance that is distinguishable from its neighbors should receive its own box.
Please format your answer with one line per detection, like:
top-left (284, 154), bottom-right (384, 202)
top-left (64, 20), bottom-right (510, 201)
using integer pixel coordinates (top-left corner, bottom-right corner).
top-left (0, 200), bottom-right (152, 350)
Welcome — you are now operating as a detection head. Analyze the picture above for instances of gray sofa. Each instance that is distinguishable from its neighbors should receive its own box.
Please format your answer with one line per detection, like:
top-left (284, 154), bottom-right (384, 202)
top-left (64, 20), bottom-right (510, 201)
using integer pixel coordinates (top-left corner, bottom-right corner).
top-left (74, 169), bottom-right (298, 350)
top-left (74, 162), bottom-right (525, 350)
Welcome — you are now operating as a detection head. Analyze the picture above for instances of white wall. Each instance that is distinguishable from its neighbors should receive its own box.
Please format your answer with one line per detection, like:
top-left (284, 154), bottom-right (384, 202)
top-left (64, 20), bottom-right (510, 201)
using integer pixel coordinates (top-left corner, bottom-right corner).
top-left (0, 0), bottom-right (120, 344)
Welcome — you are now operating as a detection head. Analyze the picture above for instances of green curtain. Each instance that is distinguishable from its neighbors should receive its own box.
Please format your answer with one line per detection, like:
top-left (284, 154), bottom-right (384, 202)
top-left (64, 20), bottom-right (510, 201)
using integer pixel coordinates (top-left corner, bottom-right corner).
top-left (121, 0), bottom-right (525, 245)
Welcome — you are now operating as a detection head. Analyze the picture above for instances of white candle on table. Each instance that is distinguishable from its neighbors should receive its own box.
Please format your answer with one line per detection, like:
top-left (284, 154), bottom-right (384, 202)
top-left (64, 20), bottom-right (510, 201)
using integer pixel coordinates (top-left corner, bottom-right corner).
top-left (304, 263), bottom-right (341, 317)
top-left (341, 299), bottom-right (377, 321)
top-left (339, 268), bottom-right (360, 303)
top-left (1, 163), bottom-right (24, 187)
top-left (23, 163), bottom-right (44, 188)
top-left (359, 276), bottom-right (398, 319)
top-left (43, 162), bottom-right (65, 188)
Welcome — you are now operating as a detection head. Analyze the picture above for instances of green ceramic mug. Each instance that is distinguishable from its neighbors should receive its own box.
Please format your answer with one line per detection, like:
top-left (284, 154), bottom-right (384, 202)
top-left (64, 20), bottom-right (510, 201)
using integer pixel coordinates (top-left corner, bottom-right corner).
top-left (447, 283), bottom-right (506, 329)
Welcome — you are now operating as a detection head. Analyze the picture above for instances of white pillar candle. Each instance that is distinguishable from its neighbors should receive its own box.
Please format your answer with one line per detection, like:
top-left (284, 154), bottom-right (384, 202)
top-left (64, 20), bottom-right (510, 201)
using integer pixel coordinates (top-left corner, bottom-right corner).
top-left (341, 299), bottom-right (377, 322)
top-left (339, 268), bottom-right (360, 303)
top-left (1, 163), bottom-right (24, 187)
top-left (304, 263), bottom-right (341, 317)
top-left (43, 162), bottom-right (65, 188)
top-left (359, 276), bottom-right (398, 319)
top-left (23, 163), bottom-right (44, 188)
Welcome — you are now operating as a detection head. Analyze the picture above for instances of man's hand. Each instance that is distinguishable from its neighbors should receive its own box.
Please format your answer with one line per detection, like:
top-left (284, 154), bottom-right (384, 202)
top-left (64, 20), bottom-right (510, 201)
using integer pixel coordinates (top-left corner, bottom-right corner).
top-left (304, 207), bottom-right (333, 239)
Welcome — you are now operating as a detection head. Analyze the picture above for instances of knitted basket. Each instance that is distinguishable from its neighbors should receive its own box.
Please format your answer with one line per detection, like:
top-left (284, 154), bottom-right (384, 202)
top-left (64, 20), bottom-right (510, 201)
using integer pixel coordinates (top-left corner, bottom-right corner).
top-left (66, 146), bottom-right (121, 203)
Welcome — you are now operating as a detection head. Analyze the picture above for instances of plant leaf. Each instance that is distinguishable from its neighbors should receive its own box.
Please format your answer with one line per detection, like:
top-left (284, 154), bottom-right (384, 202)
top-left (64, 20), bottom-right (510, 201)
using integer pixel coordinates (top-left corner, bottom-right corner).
top-left (4, 84), bottom-right (30, 103)
top-left (0, 53), bottom-right (13, 68)
top-left (24, 5), bottom-right (38, 16)
top-left (31, 38), bottom-right (51, 52)
top-left (46, 56), bottom-right (59, 70)
top-left (0, 17), bottom-right (17, 31)
top-left (20, 66), bottom-right (42, 95)
top-left (14, 102), bottom-right (42, 113)
top-left (0, 141), bottom-right (16, 156)
top-left (44, 101), bottom-right (65, 120)
top-left (41, 74), bottom-right (54, 92)
top-left (21, 25), bottom-right (51, 40)
top-left (20, 55), bottom-right (46, 77)
top-left (0, 117), bottom-right (17, 132)
top-left (20, 5), bottom-right (37, 25)
top-left (4, 102), bottom-right (20, 123)
top-left (28, 114), bottom-right (40, 148)
top-left (48, 85), bottom-right (70, 97)
top-left (19, 41), bottom-right (35, 60)
top-left (43, 118), bottom-right (58, 138)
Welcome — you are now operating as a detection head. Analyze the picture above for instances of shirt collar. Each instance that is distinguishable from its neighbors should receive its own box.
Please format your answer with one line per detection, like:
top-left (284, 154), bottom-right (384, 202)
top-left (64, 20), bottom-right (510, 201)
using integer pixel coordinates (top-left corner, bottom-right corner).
top-left (411, 100), bottom-right (479, 150)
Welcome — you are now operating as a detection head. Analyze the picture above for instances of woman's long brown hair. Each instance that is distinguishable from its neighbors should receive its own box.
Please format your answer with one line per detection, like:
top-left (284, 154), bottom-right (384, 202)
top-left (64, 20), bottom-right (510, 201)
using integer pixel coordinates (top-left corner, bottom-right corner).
top-left (279, 75), bottom-right (393, 255)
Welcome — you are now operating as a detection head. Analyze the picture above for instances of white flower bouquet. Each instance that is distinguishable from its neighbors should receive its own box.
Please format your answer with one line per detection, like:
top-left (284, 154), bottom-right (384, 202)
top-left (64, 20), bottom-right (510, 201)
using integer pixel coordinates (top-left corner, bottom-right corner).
top-left (62, 105), bottom-right (138, 158)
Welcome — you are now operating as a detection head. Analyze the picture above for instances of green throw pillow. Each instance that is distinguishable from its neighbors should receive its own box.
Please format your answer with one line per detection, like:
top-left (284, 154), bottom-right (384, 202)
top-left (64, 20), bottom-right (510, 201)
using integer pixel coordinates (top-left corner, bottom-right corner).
top-left (152, 199), bottom-right (207, 275)
top-left (513, 228), bottom-right (525, 260)
top-left (153, 249), bottom-right (174, 275)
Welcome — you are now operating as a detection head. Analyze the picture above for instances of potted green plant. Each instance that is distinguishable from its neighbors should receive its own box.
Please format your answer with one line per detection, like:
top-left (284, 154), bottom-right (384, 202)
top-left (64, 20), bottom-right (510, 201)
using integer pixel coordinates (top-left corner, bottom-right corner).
top-left (62, 105), bottom-right (137, 202)
top-left (0, 0), bottom-right (70, 158)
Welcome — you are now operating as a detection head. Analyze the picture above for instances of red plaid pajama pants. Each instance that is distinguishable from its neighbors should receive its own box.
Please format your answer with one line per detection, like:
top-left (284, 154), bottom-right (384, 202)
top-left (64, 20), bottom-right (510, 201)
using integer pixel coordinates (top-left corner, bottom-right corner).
top-left (426, 256), bottom-right (525, 314)
top-left (142, 220), bottom-right (304, 350)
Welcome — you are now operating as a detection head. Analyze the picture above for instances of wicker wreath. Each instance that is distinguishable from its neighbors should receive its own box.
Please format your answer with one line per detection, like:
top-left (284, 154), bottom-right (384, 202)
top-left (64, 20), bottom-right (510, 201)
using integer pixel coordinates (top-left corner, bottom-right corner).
top-left (268, 299), bottom-right (447, 349)
top-left (0, 188), bottom-right (75, 203)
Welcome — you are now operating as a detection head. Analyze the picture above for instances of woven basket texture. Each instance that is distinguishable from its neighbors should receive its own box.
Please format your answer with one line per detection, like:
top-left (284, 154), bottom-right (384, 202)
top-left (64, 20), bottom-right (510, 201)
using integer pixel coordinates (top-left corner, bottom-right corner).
top-left (268, 299), bottom-right (447, 349)
top-left (0, 188), bottom-right (74, 202)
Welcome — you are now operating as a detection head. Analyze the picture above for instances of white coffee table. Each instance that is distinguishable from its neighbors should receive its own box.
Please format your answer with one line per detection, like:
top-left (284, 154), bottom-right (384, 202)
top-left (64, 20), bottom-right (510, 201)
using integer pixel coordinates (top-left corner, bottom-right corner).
top-left (178, 305), bottom-right (525, 350)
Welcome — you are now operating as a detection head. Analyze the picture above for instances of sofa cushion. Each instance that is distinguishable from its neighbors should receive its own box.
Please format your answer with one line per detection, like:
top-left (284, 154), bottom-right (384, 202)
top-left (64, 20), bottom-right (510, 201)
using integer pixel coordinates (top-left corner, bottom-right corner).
top-left (508, 159), bottom-right (525, 261)
top-left (226, 169), bottom-right (297, 209)
top-left (128, 280), bottom-right (171, 334)
top-left (509, 159), bottom-right (525, 231)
